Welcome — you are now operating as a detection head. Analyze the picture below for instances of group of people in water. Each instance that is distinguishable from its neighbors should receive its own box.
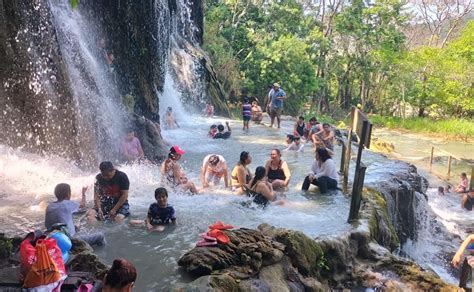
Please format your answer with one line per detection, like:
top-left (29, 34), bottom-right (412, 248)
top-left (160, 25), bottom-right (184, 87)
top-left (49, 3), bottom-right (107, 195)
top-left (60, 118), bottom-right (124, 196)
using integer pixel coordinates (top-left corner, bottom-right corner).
top-left (438, 172), bottom-right (473, 211)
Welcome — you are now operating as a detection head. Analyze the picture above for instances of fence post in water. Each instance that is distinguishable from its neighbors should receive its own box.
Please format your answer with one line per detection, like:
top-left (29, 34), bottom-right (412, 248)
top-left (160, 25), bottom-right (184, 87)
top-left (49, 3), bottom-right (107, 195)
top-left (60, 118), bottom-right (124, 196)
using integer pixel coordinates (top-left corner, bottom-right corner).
top-left (343, 127), bottom-right (352, 192)
top-left (346, 106), bottom-right (372, 222)
top-left (340, 139), bottom-right (346, 174)
top-left (458, 257), bottom-right (470, 289)
top-left (429, 146), bottom-right (434, 171)
top-left (447, 155), bottom-right (452, 177)
top-left (348, 163), bottom-right (367, 222)
top-left (470, 166), bottom-right (474, 191)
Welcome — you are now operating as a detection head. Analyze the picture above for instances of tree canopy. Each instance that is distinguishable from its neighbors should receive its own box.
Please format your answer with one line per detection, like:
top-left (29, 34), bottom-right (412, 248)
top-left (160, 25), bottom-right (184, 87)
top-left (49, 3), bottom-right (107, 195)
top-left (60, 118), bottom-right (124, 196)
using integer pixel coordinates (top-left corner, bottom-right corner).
top-left (203, 0), bottom-right (474, 118)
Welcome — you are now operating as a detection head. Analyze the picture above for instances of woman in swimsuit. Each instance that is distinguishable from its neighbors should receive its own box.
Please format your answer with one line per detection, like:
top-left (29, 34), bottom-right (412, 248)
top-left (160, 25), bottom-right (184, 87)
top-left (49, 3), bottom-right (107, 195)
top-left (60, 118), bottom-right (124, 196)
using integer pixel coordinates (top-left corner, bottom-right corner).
top-left (264, 149), bottom-right (291, 190)
top-left (231, 151), bottom-right (252, 194)
top-left (161, 146), bottom-right (197, 194)
top-left (247, 166), bottom-right (276, 206)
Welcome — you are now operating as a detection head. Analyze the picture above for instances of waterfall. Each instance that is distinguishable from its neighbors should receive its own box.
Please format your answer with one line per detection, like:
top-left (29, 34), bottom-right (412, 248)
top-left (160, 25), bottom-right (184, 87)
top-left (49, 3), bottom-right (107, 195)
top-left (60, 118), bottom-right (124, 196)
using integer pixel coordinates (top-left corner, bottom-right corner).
top-left (49, 0), bottom-right (128, 164)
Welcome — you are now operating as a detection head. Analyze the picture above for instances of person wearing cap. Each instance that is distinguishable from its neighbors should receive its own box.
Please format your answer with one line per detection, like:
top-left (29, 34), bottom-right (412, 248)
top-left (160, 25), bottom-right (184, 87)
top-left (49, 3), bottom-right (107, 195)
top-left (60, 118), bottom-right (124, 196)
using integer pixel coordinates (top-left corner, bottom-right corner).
top-left (267, 83), bottom-right (286, 128)
top-left (161, 146), bottom-right (198, 194)
top-left (201, 154), bottom-right (229, 188)
top-left (88, 161), bottom-right (130, 223)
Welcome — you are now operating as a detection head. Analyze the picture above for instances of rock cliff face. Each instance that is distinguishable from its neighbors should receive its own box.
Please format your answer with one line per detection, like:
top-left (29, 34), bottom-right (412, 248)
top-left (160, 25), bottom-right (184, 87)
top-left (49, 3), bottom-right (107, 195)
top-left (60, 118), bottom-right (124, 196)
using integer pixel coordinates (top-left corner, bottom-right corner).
top-left (0, 0), bottom-right (228, 166)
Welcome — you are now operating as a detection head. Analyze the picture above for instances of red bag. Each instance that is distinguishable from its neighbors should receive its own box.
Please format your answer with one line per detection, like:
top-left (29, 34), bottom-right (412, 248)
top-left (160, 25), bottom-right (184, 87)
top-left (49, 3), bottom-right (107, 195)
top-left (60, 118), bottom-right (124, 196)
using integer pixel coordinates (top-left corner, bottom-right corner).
top-left (20, 237), bottom-right (66, 284)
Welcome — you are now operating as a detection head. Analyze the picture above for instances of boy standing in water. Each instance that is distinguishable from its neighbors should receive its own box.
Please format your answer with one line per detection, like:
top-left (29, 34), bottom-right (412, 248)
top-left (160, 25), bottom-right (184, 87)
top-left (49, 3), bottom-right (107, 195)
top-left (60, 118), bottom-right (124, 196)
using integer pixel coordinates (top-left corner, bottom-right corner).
top-left (130, 187), bottom-right (176, 232)
top-left (242, 98), bottom-right (252, 131)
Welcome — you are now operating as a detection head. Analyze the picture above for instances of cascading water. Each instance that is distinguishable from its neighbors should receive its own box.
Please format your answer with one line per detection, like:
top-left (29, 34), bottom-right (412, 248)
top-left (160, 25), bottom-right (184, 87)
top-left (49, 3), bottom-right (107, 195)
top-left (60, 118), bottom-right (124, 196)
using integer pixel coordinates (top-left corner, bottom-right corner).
top-left (48, 0), bottom-right (128, 164)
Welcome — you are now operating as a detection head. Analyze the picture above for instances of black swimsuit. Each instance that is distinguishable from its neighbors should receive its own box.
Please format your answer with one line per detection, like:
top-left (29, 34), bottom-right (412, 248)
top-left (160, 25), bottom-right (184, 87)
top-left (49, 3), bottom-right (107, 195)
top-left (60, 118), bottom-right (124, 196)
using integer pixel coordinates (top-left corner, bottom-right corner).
top-left (465, 196), bottom-right (474, 211)
top-left (267, 161), bottom-right (286, 181)
top-left (296, 122), bottom-right (305, 136)
top-left (245, 184), bottom-right (269, 208)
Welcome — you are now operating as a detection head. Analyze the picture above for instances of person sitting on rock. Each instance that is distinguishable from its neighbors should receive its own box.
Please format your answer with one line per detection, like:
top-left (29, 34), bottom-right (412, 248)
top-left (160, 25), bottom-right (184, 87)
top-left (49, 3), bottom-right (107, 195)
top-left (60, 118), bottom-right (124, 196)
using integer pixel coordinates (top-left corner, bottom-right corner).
top-left (301, 147), bottom-right (339, 194)
top-left (161, 146), bottom-right (198, 194)
top-left (130, 187), bottom-right (176, 232)
top-left (121, 129), bottom-right (144, 163)
top-left (88, 161), bottom-right (130, 223)
top-left (45, 183), bottom-right (106, 246)
top-left (102, 258), bottom-right (137, 292)
top-left (455, 172), bottom-right (469, 193)
top-left (231, 151), bottom-right (252, 194)
top-left (213, 122), bottom-right (232, 139)
top-left (201, 154), bottom-right (229, 188)
top-left (264, 149), bottom-right (291, 190)
top-left (165, 107), bottom-right (180, 129)
top-left (461, 189), bottom-right (474, 211)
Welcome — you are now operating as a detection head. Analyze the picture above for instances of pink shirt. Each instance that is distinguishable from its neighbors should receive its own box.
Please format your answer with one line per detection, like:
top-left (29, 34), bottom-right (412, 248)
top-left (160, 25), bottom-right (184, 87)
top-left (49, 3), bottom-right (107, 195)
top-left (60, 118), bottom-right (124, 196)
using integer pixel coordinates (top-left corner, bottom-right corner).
top-left (121, 137), bottom-right (142, 158)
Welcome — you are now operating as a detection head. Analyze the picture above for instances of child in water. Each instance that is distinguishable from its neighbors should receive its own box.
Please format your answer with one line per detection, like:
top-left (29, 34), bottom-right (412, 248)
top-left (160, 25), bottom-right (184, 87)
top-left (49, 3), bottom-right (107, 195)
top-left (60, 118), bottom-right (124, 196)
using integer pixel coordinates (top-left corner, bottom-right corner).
top-left (455, 173), bottom-right (469, 193)
top-left (130, 187), bottom-right (176, 232)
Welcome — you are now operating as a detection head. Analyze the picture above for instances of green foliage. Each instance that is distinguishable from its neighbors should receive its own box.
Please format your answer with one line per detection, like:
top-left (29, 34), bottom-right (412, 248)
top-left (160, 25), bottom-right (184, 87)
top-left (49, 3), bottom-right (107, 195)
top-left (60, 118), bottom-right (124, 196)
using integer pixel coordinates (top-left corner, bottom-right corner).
top-left (370, 115), bottom-right (474, 139)
top-left (70, 0), bottom-right (79, 9)
top-left (203, 0), bottom-right (473, 119)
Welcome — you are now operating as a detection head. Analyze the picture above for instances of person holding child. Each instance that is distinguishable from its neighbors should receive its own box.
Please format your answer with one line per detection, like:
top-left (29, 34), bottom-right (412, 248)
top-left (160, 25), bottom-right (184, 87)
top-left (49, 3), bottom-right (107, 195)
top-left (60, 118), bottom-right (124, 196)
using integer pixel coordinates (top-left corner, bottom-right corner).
top-left (130, 187), bottom-right (176, 232)
top-left (88, 161), bottom-right (130, 223)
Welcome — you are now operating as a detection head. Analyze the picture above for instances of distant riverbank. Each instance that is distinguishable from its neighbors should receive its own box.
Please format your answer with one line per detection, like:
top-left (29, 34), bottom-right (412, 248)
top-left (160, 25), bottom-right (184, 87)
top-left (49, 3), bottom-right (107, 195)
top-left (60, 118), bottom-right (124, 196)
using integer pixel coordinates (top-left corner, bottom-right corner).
top-left (369, 115), bottom-right (474, 142)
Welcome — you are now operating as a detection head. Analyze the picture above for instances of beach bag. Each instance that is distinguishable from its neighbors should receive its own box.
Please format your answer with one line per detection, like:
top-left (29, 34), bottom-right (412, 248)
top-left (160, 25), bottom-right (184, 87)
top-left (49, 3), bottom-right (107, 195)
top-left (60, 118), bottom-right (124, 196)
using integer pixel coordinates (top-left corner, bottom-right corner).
top-left (21, 238), bottom-right (65, 288)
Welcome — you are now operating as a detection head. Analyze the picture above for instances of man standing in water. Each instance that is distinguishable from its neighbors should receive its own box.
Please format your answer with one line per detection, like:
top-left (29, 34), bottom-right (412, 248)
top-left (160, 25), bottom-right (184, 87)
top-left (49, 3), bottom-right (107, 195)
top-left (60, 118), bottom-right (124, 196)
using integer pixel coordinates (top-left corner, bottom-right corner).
top-left (88, 161), bottom-right (130, 223)
top-left (267, 83), bottom-right (286, 128)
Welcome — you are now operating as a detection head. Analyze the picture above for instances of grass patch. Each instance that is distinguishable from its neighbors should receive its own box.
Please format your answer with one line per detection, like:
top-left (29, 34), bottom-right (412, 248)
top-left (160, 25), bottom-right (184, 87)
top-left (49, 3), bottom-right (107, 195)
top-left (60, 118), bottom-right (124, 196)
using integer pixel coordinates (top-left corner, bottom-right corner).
top-left (369, 115), bottom-right (474, 141)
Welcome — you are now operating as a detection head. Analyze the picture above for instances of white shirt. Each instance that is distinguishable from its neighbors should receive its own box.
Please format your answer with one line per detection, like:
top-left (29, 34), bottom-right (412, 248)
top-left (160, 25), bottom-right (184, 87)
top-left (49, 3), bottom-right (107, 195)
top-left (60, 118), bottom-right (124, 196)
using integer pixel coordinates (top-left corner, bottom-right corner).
top-left (310, 159), bottom-right (338, 180)
top-left (283, 142), bottom-right (304, 152)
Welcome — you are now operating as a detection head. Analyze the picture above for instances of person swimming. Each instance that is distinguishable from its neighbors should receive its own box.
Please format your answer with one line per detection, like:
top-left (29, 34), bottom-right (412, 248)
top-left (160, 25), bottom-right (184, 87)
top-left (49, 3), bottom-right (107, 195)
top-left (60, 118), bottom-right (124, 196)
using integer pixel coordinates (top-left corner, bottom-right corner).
top-left (164, 107), bottom-right (180, 129)
top-left (231, 151), bottom-right (252, 194)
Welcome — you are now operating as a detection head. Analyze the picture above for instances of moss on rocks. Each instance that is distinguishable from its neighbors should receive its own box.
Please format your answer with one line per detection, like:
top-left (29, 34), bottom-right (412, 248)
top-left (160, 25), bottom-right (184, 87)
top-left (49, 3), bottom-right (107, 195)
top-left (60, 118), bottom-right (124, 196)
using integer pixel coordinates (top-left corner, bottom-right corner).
top-left (275, 230), bottom-right (325, 277)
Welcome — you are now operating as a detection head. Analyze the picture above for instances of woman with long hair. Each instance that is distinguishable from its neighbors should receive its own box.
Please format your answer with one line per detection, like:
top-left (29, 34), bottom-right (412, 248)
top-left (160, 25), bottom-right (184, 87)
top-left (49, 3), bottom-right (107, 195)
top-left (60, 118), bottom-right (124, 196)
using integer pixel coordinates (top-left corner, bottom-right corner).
top-left (301, 147), bottom-right (338, 193)
top-left (264, 149), bottom-right (291, 189)
top-left (231, 151), bottom-right (252, 194)
top-left (247, 166), bottom-right (276, 206)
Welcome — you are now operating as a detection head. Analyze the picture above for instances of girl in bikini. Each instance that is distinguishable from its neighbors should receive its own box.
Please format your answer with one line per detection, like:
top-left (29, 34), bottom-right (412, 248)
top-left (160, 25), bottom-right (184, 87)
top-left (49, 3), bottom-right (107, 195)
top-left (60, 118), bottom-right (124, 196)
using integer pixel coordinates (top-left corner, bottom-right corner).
top-left (231, 151), bottom-right (252, 194)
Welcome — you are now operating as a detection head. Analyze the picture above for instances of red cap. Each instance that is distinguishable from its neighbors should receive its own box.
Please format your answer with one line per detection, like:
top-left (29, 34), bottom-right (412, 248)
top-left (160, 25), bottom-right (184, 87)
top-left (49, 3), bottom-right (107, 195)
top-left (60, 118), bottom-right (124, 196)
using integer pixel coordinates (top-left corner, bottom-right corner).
top-left (170, 145), bottom-right (185, 155)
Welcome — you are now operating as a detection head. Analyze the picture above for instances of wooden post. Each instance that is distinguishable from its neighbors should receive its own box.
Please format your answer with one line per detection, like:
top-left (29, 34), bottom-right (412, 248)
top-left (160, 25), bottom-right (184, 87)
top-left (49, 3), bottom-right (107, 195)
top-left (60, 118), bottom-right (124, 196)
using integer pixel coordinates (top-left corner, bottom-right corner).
top-left (340, 140), bottom-right (346, 174)
top-left (348, 164), bottom-right (367, 222)
top-left (343, 127), bottom-right (352, 192)
top-left (447, 155), bottom-right (452, 177)
top-left (459, 257), bottom-right (470, 289)
top-left (470, 166), bottom-right (474, 191)
top-left (429, 146), bottom-right (434, 171)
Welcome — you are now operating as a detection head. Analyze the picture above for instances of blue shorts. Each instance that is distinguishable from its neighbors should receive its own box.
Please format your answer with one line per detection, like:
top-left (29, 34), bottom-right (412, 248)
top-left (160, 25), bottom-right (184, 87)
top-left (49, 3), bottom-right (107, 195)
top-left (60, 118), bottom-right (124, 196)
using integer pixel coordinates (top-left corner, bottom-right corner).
top-left (243, 116), bottom-right (251, 122)
top-left (97, 196), bottom-right (130, 218)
